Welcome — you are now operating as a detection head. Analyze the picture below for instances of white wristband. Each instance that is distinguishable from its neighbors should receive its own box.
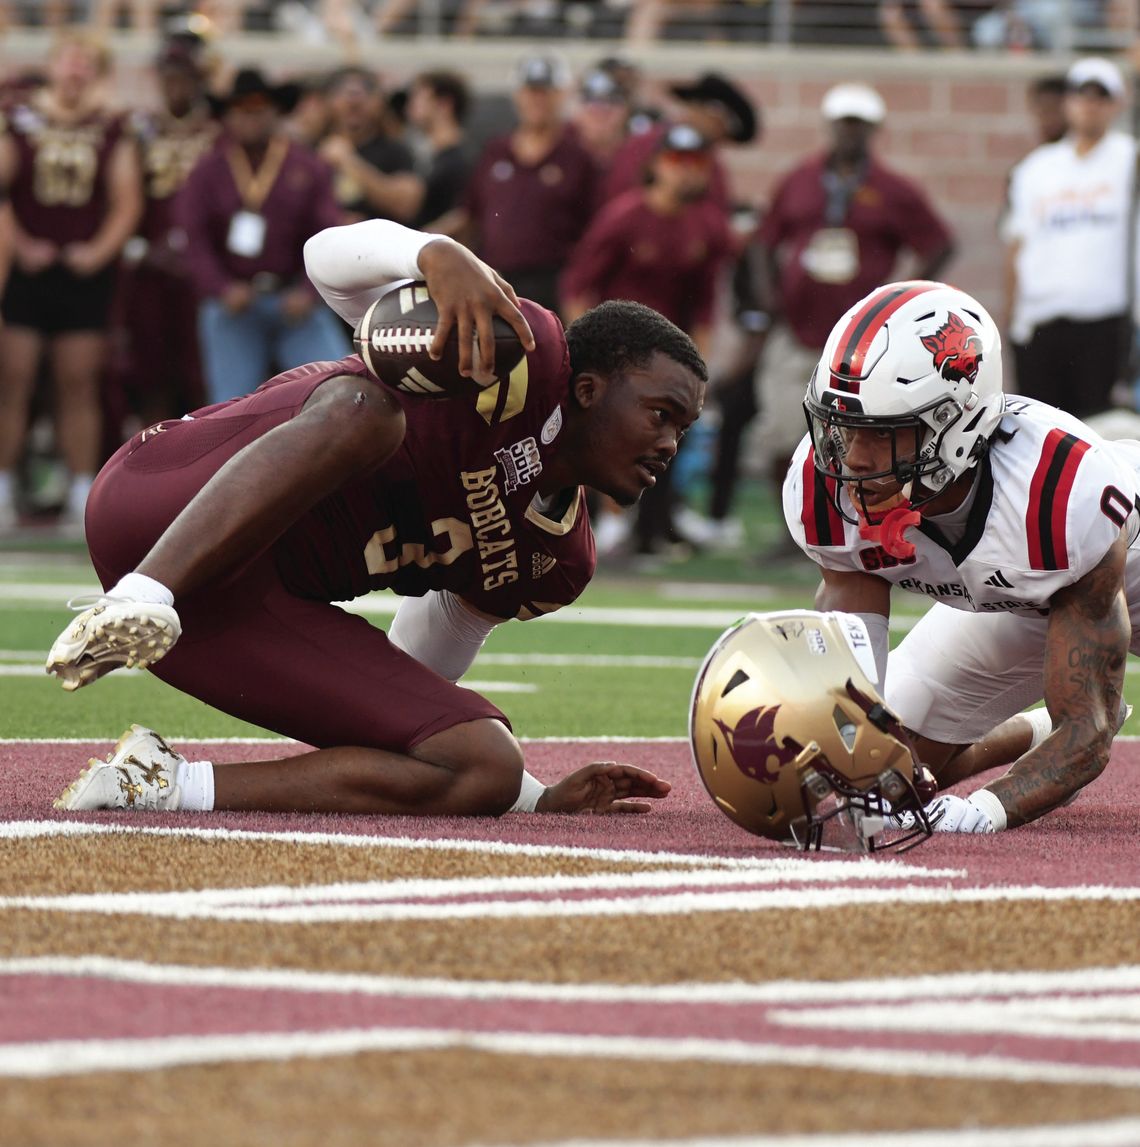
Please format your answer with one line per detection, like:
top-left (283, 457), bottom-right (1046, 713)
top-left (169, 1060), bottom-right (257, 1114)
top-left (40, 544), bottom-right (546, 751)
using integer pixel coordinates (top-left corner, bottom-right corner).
top-left (1023, 707), bottom-right (1053, 750)
top-left (967, 788), bottom-right (1007, 832)
top-left (509, 769), bottom-right (546, 813)
top-left (107, 572), bottom-right (175, 607)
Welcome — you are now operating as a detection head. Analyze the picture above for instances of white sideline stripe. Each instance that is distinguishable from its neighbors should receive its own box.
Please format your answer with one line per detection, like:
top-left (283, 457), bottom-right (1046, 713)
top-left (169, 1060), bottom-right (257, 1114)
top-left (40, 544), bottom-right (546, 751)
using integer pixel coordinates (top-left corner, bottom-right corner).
top-left (509, 1121), bottom-right (1140, 1147)
top-left (0, 863), bottom-right (960, 920)
top-left (0, 734), bottom-right (688, 743)
top-left (8, 666), bottom-right (543, 687)
top-left (0, 664), bottom-right (535, 690)
top-left (7, 735), bottom-right (1140, 745)
top-left (0, 650), bottom-right (703, 669)
top-left (0, 735), bottom-right (690, 744)
top-left (4, 956), bottom-right (1140, 1008)
top-left (3, 1025), bottom-right (1140, 1087)
top-left (0, 581), bottom-right (905, 633)
top-left (0, 819), bottom-right (908, 871)
top-left (3, 881), bottom-right (1139, 924)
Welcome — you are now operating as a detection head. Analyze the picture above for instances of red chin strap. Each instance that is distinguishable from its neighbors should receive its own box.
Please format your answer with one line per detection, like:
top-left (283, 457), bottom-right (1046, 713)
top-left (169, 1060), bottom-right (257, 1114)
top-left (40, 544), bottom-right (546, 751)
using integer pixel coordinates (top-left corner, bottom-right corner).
top-left (858, 504), bottom-right (922, 559)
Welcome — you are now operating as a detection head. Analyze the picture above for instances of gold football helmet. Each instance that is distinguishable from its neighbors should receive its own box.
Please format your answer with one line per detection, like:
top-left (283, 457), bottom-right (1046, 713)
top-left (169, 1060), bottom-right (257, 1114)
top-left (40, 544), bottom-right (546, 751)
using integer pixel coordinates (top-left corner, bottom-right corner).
top-left (689, 610), bottom-right (933, 852)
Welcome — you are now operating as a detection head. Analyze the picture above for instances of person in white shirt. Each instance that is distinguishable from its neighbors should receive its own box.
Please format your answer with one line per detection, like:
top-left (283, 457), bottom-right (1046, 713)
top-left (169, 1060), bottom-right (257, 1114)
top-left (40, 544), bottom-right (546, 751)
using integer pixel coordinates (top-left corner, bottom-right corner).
top-left (1003, 56), bottom-right (1136, 418)
top-left (783, 279), bottom-right (1140, 835)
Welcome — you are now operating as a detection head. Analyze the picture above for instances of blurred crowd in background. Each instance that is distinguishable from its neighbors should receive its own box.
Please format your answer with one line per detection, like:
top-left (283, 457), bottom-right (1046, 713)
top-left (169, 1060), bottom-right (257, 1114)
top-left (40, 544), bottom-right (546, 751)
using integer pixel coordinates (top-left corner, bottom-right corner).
top-left (0, 0), bottom-right (1133, 53)
top-left (0, 12), bottom-right (1137, 578)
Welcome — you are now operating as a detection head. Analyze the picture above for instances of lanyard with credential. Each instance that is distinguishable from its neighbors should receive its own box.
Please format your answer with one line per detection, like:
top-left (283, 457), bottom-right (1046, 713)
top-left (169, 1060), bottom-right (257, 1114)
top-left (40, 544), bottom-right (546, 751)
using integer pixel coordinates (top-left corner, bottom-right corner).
top-left (226, 136), bottom-right (289, 213)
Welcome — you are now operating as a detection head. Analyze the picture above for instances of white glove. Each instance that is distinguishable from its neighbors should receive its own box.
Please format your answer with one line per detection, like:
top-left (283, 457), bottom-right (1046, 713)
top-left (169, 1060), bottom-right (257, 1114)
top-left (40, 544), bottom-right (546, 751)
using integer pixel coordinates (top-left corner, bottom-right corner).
top-left (926, 792), bottom-right (999, 834)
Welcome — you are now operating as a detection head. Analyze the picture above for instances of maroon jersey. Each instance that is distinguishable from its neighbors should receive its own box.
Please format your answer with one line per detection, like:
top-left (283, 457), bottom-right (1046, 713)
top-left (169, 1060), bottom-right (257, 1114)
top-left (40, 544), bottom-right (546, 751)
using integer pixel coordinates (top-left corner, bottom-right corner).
top-left (2, 100), bottom-right (125, 243)
top-left (129, 107), bottom-right (216, 246)
top-left (602, 123), bottom-right (730, 211)
top-left (560, 189), bottom-right (732, 331)
top-left (464, 128), bottom-right (598, 273)
top-left (757, 153), bottom-right (954, 350)
top-left (189, 300), bottom-right (595, 620)
top-left (178, 135), bottom-right (342, 298)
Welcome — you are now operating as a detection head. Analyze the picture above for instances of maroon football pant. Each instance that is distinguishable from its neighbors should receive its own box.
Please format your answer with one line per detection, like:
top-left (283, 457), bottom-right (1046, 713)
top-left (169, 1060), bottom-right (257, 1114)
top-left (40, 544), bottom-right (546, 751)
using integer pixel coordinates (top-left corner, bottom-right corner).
top-left (84, 384), bottom-right (507, 753)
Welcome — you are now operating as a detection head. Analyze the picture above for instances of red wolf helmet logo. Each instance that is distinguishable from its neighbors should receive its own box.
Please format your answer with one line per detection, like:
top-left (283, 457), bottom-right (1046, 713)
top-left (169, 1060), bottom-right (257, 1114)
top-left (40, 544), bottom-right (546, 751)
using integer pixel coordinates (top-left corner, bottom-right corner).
top-left (919, 312), bottom-right (983, 385)
top-left (714, 705), bottom-right (801, 785)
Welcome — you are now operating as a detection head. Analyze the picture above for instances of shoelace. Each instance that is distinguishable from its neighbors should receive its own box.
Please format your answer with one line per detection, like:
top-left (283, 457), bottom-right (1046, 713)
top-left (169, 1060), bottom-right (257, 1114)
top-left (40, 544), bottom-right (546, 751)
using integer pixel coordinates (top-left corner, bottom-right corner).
top-left (65, 593), bottom-right (120, 612)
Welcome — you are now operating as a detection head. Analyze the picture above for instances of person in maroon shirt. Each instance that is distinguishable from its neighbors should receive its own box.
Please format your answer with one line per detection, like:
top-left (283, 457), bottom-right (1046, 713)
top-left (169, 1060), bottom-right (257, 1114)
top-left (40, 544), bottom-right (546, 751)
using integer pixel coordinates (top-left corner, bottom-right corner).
top-left (47, 221), bottom-right (706, 820)
top-left (600, 71), bottom-right (757, 211)
top-left (0, 34), bottom-right (142, 534)
top-left (750, 82), bottom-right (954, 556)
top-left (562, 124), bottom-right (733, 347)
top-left (450, 54), bottom-right (598, 316)
top-left (112, 36), bottom-right (217, 429)
top-left (562, 123), bottom-right (733, 560)
top-left (178, 68), bottom-right (347, 404)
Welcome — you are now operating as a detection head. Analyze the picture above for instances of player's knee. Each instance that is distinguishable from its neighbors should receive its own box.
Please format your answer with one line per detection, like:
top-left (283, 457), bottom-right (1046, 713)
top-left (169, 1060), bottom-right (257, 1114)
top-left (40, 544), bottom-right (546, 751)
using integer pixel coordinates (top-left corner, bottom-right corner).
top-left (464, 722), bottom-right (526, 815)
top-left (416, 718), bottom-right (524, 815)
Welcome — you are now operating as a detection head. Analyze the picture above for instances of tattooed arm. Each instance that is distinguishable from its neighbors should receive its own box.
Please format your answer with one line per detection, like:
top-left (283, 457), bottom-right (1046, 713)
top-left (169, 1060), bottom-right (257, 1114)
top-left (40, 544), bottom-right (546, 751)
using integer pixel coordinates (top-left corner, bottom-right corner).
top-left (985, 533), bottom-right (1129, 827)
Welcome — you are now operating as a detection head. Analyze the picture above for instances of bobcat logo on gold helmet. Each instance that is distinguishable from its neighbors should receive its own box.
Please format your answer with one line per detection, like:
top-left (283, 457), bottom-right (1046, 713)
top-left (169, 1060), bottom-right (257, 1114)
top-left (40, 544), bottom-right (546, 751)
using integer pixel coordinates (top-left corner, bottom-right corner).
top-left (689, 610), bottom-right (934, 852)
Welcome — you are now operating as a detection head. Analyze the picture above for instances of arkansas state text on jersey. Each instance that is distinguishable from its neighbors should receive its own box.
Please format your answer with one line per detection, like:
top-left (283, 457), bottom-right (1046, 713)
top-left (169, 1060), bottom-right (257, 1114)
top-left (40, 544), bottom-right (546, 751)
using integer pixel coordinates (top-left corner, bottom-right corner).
top-left (784, 396), bottom-right (1140, 615)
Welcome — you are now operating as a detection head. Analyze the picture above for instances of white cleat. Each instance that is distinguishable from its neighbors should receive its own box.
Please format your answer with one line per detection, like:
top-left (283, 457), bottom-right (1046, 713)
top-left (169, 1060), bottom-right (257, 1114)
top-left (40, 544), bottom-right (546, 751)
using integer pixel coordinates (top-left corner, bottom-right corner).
top-left (54, 724), bottom-right (185, 812)
top-left (45, 597), bottom-right (181, 691)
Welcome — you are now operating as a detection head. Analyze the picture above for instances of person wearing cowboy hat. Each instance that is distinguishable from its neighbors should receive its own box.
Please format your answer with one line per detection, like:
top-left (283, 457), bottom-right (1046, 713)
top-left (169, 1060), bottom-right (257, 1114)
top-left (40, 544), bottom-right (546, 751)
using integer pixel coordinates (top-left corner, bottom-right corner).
top-left (177, 66), bottom-right (346, 404)
top-left (599, 70), bottom-right (758, 210)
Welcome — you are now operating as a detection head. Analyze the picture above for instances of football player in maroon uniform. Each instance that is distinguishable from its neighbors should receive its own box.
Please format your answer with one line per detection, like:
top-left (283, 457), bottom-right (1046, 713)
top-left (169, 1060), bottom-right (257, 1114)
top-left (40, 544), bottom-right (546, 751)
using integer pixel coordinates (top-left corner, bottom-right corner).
top-left (0, 34), bottom-right (142, 532)
top-left (47, 219), bottom-right (706, 819)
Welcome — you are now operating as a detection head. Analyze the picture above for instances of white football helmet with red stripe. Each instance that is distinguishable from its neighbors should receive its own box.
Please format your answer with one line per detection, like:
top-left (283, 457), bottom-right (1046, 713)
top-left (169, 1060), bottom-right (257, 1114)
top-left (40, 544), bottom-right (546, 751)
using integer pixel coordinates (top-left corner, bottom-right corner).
top-left (805, 281), bottom-right (1003, 519)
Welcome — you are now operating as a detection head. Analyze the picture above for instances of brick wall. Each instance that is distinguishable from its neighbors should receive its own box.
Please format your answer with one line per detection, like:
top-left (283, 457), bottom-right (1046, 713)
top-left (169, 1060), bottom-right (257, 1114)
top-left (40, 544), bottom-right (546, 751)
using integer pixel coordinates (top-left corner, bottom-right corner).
top-left (2, 31), bottom-right (1110, 311)
top-left (720, 57), bottom-right (1077, 314)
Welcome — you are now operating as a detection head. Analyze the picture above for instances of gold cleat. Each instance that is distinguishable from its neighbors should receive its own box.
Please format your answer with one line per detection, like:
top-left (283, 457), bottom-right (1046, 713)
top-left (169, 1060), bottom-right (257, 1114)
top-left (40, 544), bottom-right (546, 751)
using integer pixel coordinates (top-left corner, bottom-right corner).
top-left (54, 725), bottom-right (185, 812)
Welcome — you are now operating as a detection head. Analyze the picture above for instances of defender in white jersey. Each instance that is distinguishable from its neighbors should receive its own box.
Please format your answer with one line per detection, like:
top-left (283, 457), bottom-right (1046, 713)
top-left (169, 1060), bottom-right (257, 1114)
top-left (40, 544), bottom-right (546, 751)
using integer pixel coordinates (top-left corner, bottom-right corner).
top-left (783, 280), bottom-right (1139, 835)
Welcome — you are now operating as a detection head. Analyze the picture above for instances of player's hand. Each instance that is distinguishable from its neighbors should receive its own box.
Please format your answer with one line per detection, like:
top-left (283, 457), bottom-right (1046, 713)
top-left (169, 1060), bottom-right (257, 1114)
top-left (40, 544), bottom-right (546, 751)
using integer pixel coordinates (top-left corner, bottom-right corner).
top-left (537, 762), bottom-right (672, 814)
top-left (417, 238), bottom-right (535, 379)
top-left (925, 793), bottom-right (995, 834)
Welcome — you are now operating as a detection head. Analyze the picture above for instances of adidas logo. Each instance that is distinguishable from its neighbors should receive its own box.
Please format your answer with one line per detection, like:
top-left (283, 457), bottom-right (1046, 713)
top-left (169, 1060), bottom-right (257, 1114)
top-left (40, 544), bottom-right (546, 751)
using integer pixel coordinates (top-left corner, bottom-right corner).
top-left (983, 569), bottom-right (1014, 589)
top-left (532, 553), bottom-right (557, 579)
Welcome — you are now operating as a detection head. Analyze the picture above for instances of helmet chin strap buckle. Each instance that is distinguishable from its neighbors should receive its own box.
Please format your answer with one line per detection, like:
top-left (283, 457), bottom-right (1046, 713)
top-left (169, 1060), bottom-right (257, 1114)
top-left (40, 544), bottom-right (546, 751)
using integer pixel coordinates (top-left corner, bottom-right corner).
top-left (858, 504), bottom-right (922, 559)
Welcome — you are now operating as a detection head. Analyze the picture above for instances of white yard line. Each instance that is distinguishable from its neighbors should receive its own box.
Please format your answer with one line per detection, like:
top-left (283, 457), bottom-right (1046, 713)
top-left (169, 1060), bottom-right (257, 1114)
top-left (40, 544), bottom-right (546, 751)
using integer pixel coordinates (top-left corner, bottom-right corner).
top-left (1, 877), bottom-right (1137, 924)
top-left (0, 581), bottom-right (927, 631)
top-left (2, 1025), bottom-right (1139, 1087)
top-left (0, 818), bottom-right (849, 868)
top-left (500, 1121), bottom-right (1140, 1147)
top-left (3, 956), bottom-right (1140, 1007)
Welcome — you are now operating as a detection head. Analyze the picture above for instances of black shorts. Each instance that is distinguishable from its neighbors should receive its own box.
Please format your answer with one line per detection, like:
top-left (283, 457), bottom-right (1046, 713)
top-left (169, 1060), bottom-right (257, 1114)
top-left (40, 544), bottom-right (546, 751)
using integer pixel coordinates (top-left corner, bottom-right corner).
top-left (1, 263), bottom-right (118, 334)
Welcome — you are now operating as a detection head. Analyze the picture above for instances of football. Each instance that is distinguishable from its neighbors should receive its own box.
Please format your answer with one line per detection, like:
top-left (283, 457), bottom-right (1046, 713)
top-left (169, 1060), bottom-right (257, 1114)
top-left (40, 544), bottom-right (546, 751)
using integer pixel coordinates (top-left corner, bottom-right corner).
top-left (353, 281), bottom-right (527, 400)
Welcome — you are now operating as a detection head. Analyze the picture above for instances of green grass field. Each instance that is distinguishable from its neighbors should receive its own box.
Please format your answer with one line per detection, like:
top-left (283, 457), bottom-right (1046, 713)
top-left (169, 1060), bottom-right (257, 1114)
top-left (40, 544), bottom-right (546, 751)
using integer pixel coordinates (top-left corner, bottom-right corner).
top-left (6, 480), bottom-right (1140, 743)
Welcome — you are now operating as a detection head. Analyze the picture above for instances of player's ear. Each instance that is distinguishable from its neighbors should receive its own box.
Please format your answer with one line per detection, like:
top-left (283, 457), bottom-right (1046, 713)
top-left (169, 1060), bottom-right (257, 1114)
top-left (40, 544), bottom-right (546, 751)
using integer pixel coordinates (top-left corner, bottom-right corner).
top-left (571, 371), bottom-right (607, 410)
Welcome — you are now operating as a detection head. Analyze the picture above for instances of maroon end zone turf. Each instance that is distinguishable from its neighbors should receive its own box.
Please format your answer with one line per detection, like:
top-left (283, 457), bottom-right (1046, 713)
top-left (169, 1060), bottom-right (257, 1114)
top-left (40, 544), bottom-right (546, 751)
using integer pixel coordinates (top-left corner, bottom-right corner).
top-left (2, 738), bottom-right (1139, 886)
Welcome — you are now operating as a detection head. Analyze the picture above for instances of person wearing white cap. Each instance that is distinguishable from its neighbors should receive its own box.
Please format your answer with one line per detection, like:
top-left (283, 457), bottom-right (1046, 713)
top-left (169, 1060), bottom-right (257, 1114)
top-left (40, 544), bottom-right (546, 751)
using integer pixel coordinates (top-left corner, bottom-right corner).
top-left (1003, 56), bottom-right (1134, 419)
top-left (745, 81), bottom-right (954, 559)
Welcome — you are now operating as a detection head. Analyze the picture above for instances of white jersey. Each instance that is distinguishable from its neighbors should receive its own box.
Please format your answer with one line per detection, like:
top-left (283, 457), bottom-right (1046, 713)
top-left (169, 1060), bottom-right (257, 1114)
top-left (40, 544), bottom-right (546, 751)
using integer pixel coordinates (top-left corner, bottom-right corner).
top-left (783, 396), bottom-right (1140, 616)
top-left (1004, 131), bottom-right (1137, 339)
